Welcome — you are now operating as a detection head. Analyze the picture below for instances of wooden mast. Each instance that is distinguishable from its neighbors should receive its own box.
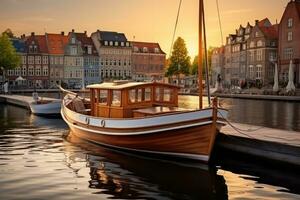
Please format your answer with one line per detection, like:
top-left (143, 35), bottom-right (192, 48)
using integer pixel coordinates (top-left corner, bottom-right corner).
top-left (198, 0), bottom-right (203, 109)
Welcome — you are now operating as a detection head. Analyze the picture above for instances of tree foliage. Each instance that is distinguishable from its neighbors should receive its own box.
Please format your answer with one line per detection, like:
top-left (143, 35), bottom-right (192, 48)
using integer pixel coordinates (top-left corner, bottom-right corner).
top-left (2, 28), bottom-right (15, 38)
top-left (0, 33), bottom-right (21, 70)
top-left (166, 37), bottom-right (191, 76)
top-left (190, 47), bottom-right (214, 76)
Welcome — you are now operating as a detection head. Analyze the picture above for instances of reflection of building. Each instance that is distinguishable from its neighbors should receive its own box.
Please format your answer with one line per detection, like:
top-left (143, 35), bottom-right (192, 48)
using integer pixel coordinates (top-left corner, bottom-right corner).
top-left (131, 42), bottom-right (166, 81)
top-left (279, 0), bottom-right (300, 86)
top-left (91, 30), bottom-right (132, 80)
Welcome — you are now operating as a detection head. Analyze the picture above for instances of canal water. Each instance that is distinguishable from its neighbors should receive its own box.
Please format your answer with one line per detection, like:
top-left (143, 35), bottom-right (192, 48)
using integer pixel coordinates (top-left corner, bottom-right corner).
top-left (0, 98), bottom-right (300, 199)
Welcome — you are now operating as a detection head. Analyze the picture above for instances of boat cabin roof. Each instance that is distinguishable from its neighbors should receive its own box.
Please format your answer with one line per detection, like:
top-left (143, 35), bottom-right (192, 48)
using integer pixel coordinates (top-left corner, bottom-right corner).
top-left (87, 81), bottom-right (180, 90)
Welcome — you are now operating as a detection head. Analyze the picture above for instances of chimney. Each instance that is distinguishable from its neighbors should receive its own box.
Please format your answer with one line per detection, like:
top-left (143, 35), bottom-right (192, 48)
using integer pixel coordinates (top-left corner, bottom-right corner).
top-left (72, 29), bottom-right (74, 33)
top-left (61, 31), bottom-right (64, 35)
top-left (255, 20), bottom-right (259, 25)
top-left (84, 30), bottom-right (87, 35)
top-left (31, 32), bottom-right (35, 36)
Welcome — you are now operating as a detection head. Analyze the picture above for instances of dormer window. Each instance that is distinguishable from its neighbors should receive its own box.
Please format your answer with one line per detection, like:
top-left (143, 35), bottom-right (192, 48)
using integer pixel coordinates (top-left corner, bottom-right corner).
top-left (33, 46), bottom-right (37, 53)
top-left (255, 32), bottom-right (259, 37)
top-left (288, 18), bottom-right (293, 28)
top-left (257, 40), bottom-right (263, 47)
top-left (115, 41), bottom-right (118, 46)
top-left (88, 46), bottom-right (92, 54)
top-left (154, 48), bottom-right (159, 53)
top-left (29, 45), bottom-right (33, 53)
top-left (121, 42), bottom-right (124, 46)
top-left (71, 37), bottom-right (75, 44)
top-left (126, 42), bottom-right (130, 47)
top-left (134, 46), bottom-right (139, 52)
top-left (109, 41), bottom-right (113, 46)
top-left (143, 47), bottom-right (148, 52)
top-left (104, 41), bottom-right (108, 46)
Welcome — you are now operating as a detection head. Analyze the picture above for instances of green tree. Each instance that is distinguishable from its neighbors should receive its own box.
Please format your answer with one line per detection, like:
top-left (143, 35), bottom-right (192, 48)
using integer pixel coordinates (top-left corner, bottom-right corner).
top-left (190, 47), bottom-right (214, 76)
top-left (0, 33), bottom-right (21, 73)
top-left (2, 28), bottom-right (14, 38)
top-left (166, 37), bottom-right (191, 76)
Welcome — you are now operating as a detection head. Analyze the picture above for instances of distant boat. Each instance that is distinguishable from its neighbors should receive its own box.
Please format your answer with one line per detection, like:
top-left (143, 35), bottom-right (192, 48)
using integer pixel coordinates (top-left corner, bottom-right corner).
top-left (60, 0), bottom-right (228, 162)
top-left (29, 92), bottom-right (61, 116)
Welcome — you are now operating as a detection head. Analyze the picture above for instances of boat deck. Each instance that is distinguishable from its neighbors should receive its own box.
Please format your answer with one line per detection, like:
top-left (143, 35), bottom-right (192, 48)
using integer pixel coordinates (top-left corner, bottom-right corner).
top-left (0, 94), bottom-right (59, 109)
top-left (218, 122), bottom-right (300, 166)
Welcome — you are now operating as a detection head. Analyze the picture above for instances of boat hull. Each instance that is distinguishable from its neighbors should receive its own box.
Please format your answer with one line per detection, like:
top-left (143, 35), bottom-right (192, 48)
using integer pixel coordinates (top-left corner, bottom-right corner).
top-left (61, 105), bottom-right (228, 162)
top-left (30, 100), bottom-right (61, 115)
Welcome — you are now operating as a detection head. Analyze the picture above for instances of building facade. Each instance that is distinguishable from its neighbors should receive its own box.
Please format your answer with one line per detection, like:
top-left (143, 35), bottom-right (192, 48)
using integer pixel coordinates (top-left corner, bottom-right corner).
top-left (24, 33), bottom-right (50, 88)
top-left (91, 30), bottom-right (132, 81)
top-left (75, 32), bottom-right (100, 86)
top-left (247, 19), bottom-right (278, 86)
top-left (131, 42), bottom-right (166, 81)
top-left (46, 32), bottom-right (68, 88)
top-left (211, 46), bottom-right (224, 86)
top-left (279, 0), bottom-right (300, 87)
top-left (64, 30), bottom-right (84, 88)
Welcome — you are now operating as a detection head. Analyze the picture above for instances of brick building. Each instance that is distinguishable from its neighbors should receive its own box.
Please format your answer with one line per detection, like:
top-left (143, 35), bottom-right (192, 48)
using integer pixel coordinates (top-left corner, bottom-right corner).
top-left (131, 42), bottom-right (166, 81)
top-left (211, 46), bottom-right (224, 86)
top-left (279, 0), bottom-right (300, 87)
top-left (24, 33), bottom-right (50, 88)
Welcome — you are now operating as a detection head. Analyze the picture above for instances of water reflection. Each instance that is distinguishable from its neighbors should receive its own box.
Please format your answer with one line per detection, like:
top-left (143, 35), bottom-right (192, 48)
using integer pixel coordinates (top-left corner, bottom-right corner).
top-left (178, 96), bottom-right (300, 131)
top-left (67, 132), bottom-right (228, 199)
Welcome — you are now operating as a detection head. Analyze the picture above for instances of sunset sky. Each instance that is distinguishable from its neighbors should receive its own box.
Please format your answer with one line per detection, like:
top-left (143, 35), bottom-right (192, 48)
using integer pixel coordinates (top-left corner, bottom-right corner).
top-left (0, 0), bottom-right (289, 58)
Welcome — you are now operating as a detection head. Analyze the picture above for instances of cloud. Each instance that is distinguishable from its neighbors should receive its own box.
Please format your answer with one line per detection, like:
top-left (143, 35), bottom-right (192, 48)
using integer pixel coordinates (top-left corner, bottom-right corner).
top-left (223, 9), bottom-right (253, 15)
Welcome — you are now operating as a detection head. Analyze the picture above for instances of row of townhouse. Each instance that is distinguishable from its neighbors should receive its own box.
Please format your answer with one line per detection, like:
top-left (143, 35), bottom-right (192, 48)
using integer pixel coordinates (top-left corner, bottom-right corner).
top-left (6, 29), bottom-right (166, 89)
top-left (212, 0), bottom-right (300, 88)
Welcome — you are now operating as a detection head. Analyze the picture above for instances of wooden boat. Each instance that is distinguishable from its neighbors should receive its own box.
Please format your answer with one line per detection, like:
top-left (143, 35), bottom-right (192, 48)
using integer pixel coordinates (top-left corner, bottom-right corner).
top-left (60, 0), bottom-right (228, 162)
top-left (29, 92), bottom-right (61, 116)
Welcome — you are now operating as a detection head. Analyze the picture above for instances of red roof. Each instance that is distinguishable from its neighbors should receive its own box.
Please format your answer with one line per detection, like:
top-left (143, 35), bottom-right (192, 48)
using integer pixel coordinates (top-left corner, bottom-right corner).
top-left (46, 33), bottom-right (68, 55)
top-left (131, 41), bottom-right (165, 54)
top-left (25, 34), bottom-right (48, 53)
top-left (260, 24), bottom-right (278, 39)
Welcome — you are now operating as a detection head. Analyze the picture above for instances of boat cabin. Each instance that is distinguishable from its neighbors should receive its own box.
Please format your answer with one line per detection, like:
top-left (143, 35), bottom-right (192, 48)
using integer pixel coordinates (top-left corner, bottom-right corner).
top-left (87, 81), bottom-right (181, 118)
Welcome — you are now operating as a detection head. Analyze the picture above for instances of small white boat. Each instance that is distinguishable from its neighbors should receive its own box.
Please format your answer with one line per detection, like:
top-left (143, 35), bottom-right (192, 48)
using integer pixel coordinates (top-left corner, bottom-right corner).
top-left (29, 92), bottom-right (61, 116)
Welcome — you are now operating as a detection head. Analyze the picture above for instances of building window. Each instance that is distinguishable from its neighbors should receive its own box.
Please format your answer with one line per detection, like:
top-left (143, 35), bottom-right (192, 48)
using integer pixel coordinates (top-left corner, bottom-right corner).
top-left (35, 66), bottom-right (41, 76)
top-left (250, 41), bottom-right (255, 48)
top-left (255, 32), bottom-right (259, 37)
top-left (249, 51), bottom-right (254, 62)
top-left (28, 56), bottom-right (34, 64)
top-left (87, 46), bottom-right (92, 54)
top-left (257, 40), bottom-right (263, 47)
top-left (134, 47), bottom-right (139, 52)
top-left (256, 65), bottom-right (262, 79)
top-left (126, 42), bottom-right (130, 47)
top-left (284, 48), bottom-right (293, 59)
top-left (109, 41), bottom-right (113, 46)
top-left (256, 50), bottom-right (263, 61)
top-left (114, 41), bottom-right (118, 46)
top-left (43, 66), bottom-right (48, 76)
top-left (22, 56), bottom-right (27, 64)
top-left (249, 65), bottom-right (254, 78)
top-left (143, 47), bottom-right (148, 53)
top-left (71, 37), bottom-right (75, 44)
top-left (42, 56), bottom-right (48, 64)
top-left (28, 66), bottom-right (34, 76)
top-left (269, 51), bottom-right (277, 61)
top-left (288, 32), bottom-right (293, 41)
top-left (288, 18), bottom-right (293, 28)
top-left (35, 56), bottom-right (41, 64)
top-left (22, 66), bottom-right (27, 76)
top-left (71, 46), bottom-right (77, 55)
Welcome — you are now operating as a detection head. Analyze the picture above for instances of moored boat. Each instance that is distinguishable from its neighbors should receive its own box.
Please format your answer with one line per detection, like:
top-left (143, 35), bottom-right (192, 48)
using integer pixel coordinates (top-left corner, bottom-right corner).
top-left (29, 92), bottom-right (61, 116)
top-left (60, 81), bottom-right (228, 162)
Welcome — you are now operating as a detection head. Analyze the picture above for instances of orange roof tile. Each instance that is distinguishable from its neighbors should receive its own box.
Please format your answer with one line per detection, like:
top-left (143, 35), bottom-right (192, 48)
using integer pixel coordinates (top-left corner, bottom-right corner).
top-left (46, 33), bottom-right (68, 55)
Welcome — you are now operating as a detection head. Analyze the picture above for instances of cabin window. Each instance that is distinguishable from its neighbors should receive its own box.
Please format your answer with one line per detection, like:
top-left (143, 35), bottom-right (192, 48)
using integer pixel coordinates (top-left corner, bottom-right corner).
top-left (163, 88), bottom-right (172, 102)
top-left (112, 90), bottom-right (121, 106)
top-left (145, 88), bottom-right (151, 101)
top-left (129, 89), bottom-right (136, 103)
top-left (99, 90), bottom-right (108, 105)
top-left (137, 89), bottom-right (142, 102)
top-left (155, 87), bottom-right (163, 101)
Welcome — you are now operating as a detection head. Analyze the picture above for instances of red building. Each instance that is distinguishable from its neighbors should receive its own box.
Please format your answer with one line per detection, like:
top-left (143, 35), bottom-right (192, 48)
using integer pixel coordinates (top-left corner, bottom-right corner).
top-left (279, 0), bottom-right (300, 86)
top-left (24, 32), bottom-right (50, 88)
top-left (131, 42), bottom-right (166, 81)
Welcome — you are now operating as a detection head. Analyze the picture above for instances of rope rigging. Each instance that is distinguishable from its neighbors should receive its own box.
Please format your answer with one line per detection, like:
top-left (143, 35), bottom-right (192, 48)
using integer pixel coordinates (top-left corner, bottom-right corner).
top-left (216, 0), bottom-right (224, 45)
top-left (169, 0), bottom-right (183, 56)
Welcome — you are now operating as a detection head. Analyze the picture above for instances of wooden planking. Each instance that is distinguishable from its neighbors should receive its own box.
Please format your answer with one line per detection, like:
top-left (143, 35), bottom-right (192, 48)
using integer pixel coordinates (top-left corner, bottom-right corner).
top-left (69, 121), bottom-right (215, 155)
